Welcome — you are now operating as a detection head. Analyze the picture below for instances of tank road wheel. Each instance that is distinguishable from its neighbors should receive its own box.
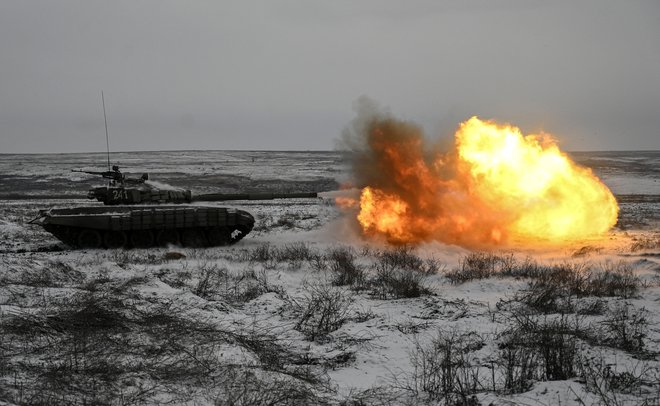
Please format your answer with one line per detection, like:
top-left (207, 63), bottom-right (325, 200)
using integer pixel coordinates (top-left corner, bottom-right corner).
top-left (207, 227), bottom-right (230, 246)
top-left (103, 230), bottom-right (127, 249)
top-left (156, 229), bottom-right (180, 247)
top-left (77, 229), bottom-right (102, 249)
top-left (181, 228), bottom-right (207, 248)
top-left (130, 230), bottom-right (155, 248)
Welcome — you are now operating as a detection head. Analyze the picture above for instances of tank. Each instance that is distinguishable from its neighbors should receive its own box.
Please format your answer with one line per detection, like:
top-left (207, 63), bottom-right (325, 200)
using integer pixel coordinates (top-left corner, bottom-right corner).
top-left (28, 166), bottom-right (317, 249)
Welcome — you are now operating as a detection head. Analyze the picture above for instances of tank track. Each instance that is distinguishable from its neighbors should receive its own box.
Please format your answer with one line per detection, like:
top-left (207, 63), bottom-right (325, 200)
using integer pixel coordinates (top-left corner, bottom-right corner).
top-left (43, 223), bottom-right (253, 249)
top-left (34, 205), bottom-right (255, 250)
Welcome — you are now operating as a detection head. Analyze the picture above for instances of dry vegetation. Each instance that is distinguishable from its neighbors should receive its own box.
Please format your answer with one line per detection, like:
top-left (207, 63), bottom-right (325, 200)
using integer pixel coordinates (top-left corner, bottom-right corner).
top-left (1, 243), bottom-right (659, 405)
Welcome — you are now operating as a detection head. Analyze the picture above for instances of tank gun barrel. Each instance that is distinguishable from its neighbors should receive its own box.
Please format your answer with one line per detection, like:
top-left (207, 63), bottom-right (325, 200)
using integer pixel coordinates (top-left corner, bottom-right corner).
top-left (192, 192), bottom-right (318, 202)
top-left (72, 168), bottom-right (124, 183)
top-left (73, 166), bottom-right (148, 186)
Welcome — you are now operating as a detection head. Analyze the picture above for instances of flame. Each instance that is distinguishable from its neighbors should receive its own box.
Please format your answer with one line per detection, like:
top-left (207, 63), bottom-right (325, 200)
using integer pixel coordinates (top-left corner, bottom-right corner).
top-left (341, 115), bottom-right (618, 247)
top-left (335, 196), bottom-right (359, 209)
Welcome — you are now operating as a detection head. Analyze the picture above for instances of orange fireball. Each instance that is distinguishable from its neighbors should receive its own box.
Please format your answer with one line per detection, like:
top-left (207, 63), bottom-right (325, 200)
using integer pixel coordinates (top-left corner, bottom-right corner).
top-left (456, 117), bottom-right (618, 242)
top-left (340, 115), bottom-right (619, 247)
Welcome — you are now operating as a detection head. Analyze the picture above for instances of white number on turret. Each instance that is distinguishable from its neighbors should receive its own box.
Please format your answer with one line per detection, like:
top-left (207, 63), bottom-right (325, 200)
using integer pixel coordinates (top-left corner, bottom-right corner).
top-left (112, 189), bottom-right (129, 201)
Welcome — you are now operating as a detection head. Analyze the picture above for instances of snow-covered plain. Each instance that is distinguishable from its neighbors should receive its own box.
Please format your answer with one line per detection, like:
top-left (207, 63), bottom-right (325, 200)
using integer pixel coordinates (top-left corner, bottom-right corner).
top-left (0, 150), bottom-right (659, 405)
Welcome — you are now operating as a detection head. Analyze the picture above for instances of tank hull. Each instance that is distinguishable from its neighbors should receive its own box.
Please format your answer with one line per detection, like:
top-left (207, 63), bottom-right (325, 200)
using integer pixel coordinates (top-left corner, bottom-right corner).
top-left (33, 205), bottom-right (254, 249)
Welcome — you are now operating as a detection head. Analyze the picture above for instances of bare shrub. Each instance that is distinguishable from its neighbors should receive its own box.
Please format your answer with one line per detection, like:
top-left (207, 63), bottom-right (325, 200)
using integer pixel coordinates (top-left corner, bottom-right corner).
top-left (309, 252), bottom-right (328, 272)
top-left (576, 298), bottom-right (608, 316)
top-left (276, 242), bottom-right (314, 262)
top-left (276, 242), bottom-right (316, 269)
top-left (423, 258), bottom-right (444, 275)
top-left (590, 261), bottom-right (641, 299)
top-left (227, 268), bottom-right (285, 302)
top-left (516, 264), bottom-right (584, 314)
top-left (51, 292), bottom-right (130, 332)
top-left (156, 268), bottom-right (192, 288)
top-left (293, 283), bottom-right (353, 341)
top-left (78, 274), bottom-right (113, 292)
top-left (497, 337), bottom-right (539, 394)
top-left (109, 250), bottom-right (162, 266)
top-left (578, 357), bottom-right (660, 405)
top-left (497, 256), bottom-right (545, 279)
top-left (399, 330), bottom-right (484, 404)
top-left (395, 320), bottom-right (432, 335)
top-left (340, 386), bottom-right (403, 406)
top-left (275, 214), bottom-right (297, 229)
top-left (247, 243), bottom-right (276, 263)
top-left (372, 266), bottom-right (430, 299)
top-left (530, 262), bottom-right (590, 294)
top-left (195, 263), bottom-right (229, 300)
top-left (194, 263), bottom-right (282, 303)
top-left (599, 301), bottom-right (649, 353)
top-left (216, 368), bottom-right (328, 406)
top-left (446, 252), bottom-right (508, 284)
top-left (377, 246), bottom-right (442, 275)
top-left (572, 245), bottom-right (602, 258)
top-left (243, 243), bottom-right (317, 269)
top-left (371, 248), bottom-right (431, 299)
top-left (447, 255), bottom-right (637, 291)
top-left (252, 213), bottom-right (274, 232)
top-left (328, 247), bottom-right (366, 289)
top-left (6, 260), bottom-right (85, 288)
top-left (498, 312), bottom-right (583, 392)
top-left (359, 245), bottom-right (373, 257)
top-left (629, 233), bottom-right (660, 252)
top-left (378, 246), bottom-right (424, 271)
top-left (516, 262), bottom-right (641, 314)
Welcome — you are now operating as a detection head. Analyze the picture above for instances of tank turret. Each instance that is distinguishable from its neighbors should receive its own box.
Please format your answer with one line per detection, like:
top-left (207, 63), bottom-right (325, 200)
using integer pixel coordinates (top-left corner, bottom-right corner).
top-left (74, 166), bottom-right (193, 205)
top-left (87, 185), bottom-right (193, 205)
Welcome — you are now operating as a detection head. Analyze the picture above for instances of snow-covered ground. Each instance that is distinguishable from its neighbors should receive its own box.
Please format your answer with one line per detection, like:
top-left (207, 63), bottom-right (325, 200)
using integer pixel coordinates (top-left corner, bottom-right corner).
top-left (0, 150), bottom-right (659, 405)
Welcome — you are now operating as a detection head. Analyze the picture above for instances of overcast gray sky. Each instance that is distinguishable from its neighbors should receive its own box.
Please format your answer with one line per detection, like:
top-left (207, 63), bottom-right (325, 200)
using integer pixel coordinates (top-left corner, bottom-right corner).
top-left (0, 0), bottom-right (658, 153)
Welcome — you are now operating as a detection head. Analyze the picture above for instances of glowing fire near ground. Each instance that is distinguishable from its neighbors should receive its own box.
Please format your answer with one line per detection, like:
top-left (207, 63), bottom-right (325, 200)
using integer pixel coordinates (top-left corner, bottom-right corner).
top-left (338, 111), bottom-right (618, 247)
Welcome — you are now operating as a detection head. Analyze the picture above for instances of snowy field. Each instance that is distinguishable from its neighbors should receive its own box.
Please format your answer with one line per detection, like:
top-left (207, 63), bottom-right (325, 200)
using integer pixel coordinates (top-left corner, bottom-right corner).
top-left (0, 150), bottom-right (659, 405)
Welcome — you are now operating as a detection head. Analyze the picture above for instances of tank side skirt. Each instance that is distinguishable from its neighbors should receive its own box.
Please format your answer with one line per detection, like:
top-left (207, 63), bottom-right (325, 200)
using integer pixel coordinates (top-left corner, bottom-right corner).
top-left (40, 206), bottom-right (252, 249)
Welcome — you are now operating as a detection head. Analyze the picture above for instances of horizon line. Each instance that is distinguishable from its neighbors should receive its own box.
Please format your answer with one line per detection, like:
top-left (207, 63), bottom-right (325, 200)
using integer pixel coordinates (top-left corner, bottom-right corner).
top-left (1, 148), bottom-right (659, 156)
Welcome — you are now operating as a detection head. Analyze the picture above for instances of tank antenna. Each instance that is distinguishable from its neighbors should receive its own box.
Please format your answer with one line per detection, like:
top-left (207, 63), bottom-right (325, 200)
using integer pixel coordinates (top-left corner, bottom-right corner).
top-left (101, 91), bottom-right (111, 171)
